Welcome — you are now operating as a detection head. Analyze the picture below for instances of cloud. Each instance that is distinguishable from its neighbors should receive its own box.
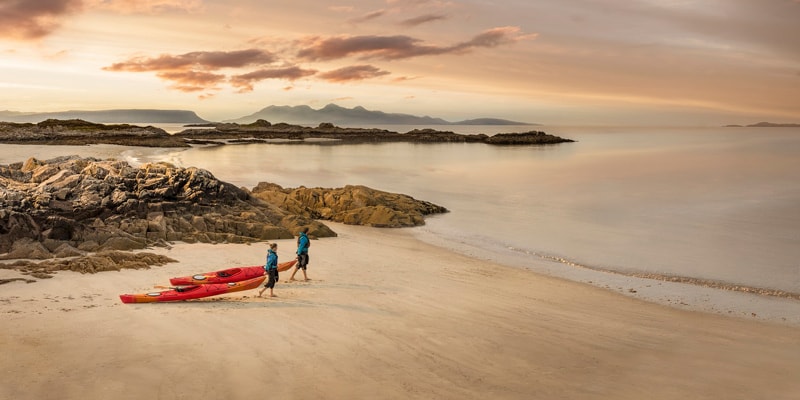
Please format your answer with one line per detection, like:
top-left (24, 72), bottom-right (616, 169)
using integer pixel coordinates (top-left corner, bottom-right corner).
top-left (0, 0), bottom-right (204, 40)
top-left (103, 26), bottom-right (530, 95)
top-left (450, 26), bottom-right (534, 52)
top-left (0, 0), bottom-right (83, 40)
top-left (87, 0), bottom-right (203, 13)
top-left (318, 65), bottom-right (391, 82)
top-left (104, 49), bottom-right (276, 72)
top-left (348, 9), bottom-right (387, 24)
top-left (230, 66), bottom-right (318, 92)
top-left (296, 26), bottom-right (531, 61)
top-left (399, 14), bottom-right (447, 27)
top-left (106, 48), bottom-right (286, 93)
top-left (392, 75), bottom-right (420, 82)
top-left (156, 70), bottom-right (226, 92)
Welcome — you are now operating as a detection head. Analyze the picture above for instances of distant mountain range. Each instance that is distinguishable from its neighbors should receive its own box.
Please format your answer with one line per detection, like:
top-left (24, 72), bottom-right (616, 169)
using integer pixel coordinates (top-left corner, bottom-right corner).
top-left (0, 109), bottom-right (208, 124)
top-left (724, 122), bottom-right (800, 128)
top-left (0, 104), bottom-right (534, 126)
top-left (225, 104), bottom-right (535, 126)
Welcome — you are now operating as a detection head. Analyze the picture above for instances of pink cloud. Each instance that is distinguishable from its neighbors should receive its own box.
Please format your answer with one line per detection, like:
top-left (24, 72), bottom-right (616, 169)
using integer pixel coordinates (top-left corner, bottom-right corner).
top-left (399, 14), bottom-right (447, 27)
top-left (0, 0), bottom-right (82, 40)
top-left (348, 9), bottom-right (387, 24)
top-left (296, 26), bottom-right (531, 61)
top-left (87, 0), bottom-right (203, 14)
top-left (156, 70), bottom-right (226, 92)
top-left (104, 49), bottom-right (276, 72)
top-left (318, 65), bottom-right (391, 82)
top-left (230, 66), bottom-right (318, 92)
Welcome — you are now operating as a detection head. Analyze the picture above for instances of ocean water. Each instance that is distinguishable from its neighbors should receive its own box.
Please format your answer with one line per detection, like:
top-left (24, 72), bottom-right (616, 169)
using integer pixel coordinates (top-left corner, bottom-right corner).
top-left (2, 125), bottom-right (799, 321)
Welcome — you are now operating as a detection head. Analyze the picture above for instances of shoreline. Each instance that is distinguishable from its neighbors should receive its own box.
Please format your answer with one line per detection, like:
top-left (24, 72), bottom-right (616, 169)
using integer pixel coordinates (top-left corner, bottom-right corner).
top-left (2, 223), bottom-right (799, 399)
top-left (411, 223), bottom-right (800, 327)
top-left (1, 142), bottom-right (797, 326)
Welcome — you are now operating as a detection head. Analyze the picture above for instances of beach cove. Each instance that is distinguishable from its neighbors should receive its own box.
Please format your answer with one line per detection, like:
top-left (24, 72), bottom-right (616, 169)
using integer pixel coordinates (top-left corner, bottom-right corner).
top-left (1, 222), bottom-right (799, 400)
top-left (1, 125), bottom-right (799, 399)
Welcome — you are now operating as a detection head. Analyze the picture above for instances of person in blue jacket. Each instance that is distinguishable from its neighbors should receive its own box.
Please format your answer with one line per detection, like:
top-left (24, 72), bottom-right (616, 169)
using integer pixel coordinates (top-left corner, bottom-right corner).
top-left (290, 227), bottom-right (311, 281)
top-left (257, 242), bottom-right (279, 297)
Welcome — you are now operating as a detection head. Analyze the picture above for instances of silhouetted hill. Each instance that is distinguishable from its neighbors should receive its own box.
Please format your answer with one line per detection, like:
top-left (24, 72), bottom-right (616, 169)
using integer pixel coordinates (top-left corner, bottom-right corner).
top-left (724, 122), bottom-right (800, 128)
top-left (226, 104), bottom-right (534, 126)
top-left (0, 109), bottom-right (208, 124)
top-left (456, 118), bottom-right (532, 125)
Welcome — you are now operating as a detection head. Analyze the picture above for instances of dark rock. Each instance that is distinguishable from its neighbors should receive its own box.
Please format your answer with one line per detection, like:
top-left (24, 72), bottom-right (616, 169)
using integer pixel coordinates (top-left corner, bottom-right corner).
top-left (251, 183), bottom-right (448, 228)
top-left (0, 156), bottom-right (310, 259)
top-left (0, 118), bottom-right (575, 147)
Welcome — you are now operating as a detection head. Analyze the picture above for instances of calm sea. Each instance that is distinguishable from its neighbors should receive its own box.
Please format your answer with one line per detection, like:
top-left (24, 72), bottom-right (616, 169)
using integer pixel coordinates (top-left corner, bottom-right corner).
top-left (2, 125), bottom-right (799, 321)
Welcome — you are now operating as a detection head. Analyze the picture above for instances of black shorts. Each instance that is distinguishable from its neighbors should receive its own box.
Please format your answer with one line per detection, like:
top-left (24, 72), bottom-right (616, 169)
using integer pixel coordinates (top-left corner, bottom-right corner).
top-left (265, 269), bottom-right (278, 289)
top-left (297, 254), bottom-right (309, 270)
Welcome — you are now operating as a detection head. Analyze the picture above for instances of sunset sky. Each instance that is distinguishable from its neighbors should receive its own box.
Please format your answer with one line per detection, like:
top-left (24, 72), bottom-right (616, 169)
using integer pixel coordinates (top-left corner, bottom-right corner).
top-left (1, 0), bottom-right (798, 126)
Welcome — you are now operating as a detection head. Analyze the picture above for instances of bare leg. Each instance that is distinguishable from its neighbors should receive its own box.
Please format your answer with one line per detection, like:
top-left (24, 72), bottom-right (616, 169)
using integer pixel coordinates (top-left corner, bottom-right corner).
top-left (257, 287), bottom-right (264, 297)
top-left (290, 266), bottom-right (298, 281)
top-left (302, 269), bottom-right (309, 281)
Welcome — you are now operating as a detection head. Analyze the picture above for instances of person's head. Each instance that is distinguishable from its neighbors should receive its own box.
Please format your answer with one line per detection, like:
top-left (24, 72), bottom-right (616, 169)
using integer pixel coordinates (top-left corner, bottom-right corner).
top-left (269, 242), bottom-right (277, 250)
top-left (302, 227), bottom-right (309, 234)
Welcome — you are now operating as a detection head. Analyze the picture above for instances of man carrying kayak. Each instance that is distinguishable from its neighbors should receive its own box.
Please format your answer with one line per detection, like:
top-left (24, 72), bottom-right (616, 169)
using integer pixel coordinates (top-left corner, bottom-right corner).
top-left (290, 227), bottom-right (310, 281)
top-left (257, 242), bottom-right (280, 297)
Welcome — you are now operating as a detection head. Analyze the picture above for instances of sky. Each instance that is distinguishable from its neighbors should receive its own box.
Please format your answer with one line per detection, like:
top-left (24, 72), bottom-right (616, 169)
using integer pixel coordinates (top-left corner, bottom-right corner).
top-left (1, 0), bottom-right (799, 126)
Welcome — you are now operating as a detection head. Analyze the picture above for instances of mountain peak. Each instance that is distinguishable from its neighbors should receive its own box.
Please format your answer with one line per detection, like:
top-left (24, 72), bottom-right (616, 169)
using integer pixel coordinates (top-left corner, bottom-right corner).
top-left (226, 104), bottom-right (534, 126)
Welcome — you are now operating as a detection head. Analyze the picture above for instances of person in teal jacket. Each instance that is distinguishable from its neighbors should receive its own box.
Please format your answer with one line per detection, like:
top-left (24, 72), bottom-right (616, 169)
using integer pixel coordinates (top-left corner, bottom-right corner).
top-left (290, 227), bottom-right (311, 281)
top-left (258, 242), bottom-right (279, 297)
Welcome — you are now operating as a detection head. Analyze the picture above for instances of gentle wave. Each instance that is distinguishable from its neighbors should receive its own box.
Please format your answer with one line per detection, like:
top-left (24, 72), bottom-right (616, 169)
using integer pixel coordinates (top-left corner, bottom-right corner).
top-left (509, 246), bottom-right (800, 301)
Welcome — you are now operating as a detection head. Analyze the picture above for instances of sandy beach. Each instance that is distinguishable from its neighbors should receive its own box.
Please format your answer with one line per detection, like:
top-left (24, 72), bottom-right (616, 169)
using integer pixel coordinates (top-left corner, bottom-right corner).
top-left (1, 222), bottom-right (798, 400)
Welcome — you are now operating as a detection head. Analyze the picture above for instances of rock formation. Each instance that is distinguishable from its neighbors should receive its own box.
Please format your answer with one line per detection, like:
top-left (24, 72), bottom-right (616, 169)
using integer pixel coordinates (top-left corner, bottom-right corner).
top-left (0, 119), bottom-right (188, 147)
top-left (251, 183), bottom-right (448, 228)
top-left (0, 156), bottom-right (329, 260)
top-left (0, 119), bottom-right (574, 147)
top-left (3, 251), bottom-right (178, 280)
top-left (178, 123), bottom-right (573, 146)
top-left (0, 156), bottom-right (448, 268)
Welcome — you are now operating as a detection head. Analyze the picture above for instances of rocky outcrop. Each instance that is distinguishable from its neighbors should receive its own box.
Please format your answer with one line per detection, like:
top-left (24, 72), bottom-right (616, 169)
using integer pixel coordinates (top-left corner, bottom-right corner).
top-left (0, 119), bottom-right (188, 147)
top-left (0, 118), bottom-right (574, 147)
top-left (251, 183), bottom-right (448, 228)
top-left (177, 124), bottom-right (572, 146)
top-left (485, 131), bottom-right (575, 145)
top-left (1, 156), bottom-right (447, 264)
top-left (0, 156), bottom-right (332, 260)
top-left (3, 251), bottom-right (178, 279)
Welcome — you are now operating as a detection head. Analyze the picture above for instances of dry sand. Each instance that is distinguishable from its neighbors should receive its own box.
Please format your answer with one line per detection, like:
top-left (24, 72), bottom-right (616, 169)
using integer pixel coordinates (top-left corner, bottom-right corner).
top-left (1, 223), bottom-right (798, 400)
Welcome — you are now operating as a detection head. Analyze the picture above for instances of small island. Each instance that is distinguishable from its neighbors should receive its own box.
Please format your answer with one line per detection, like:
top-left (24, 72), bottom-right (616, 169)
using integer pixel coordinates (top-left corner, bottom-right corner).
top-left (0, 118), bottom-right (574, 147)
top-left (724, 122), bottom-right (800, 128)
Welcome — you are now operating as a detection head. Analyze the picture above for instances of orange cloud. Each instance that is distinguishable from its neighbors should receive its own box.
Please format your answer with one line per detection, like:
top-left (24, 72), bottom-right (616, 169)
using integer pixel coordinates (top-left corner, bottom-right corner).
top-left (318, 65), bottom-right (391, 82)
top-left (399, 14), bottom-right (447, 27)
top-left (156, 70), bottom-right (226, 92)
top-left (87, 0), bottom-right (203, 13)
top-left (104, 49), bottom-right (276, 72)
top-left (296, 26), bottom-right (531, 61)
top-left (230, 66), bottom-right (318, 92)
top-left (0, 0), bottom-right (82, 40)
top-left (348, 9), bottom-right (387, 24)
top-left (392, 75), bottom-right (420, 82)
top-left (450, 26), bottom-right (533, 52)
top-left (105, 48), bottom-right (283, 93)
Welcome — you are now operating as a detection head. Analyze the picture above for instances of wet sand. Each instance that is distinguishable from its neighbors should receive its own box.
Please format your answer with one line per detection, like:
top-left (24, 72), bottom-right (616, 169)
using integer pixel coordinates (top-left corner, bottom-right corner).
top-left (1, 223), bottom-right (798, 400)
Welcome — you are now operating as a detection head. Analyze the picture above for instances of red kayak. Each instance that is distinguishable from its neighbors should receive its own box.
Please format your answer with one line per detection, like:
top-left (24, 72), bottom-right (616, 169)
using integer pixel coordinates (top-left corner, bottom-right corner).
top-left (169, 259), bottom-right (297, 286)
top-left (119, 275), bottom-right (266, 304)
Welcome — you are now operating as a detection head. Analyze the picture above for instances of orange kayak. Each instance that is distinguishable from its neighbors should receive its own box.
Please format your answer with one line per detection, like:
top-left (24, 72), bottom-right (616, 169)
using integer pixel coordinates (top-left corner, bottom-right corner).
top-left (169, 259), bottom-right (297, 286)
top-left (119, 275), bottom-right (266, 304)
